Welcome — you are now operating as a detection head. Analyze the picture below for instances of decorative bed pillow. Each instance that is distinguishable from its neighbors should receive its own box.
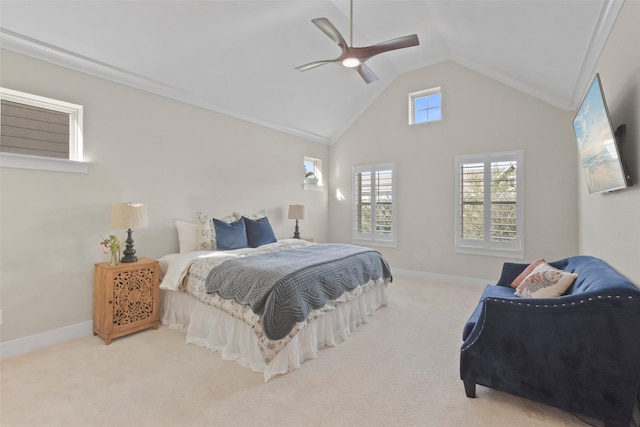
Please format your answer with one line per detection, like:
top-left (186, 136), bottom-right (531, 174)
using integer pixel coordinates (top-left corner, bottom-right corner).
top-left (196, 211), bottom-right (241, 250)
top-left (514, 262), bottom-right (578, 298)
top-left (174, 220), bottom-right (198, 253)
top-left (243, 209), bottom-right (267, 220)
top-left (244, 216), bottom-right (277, 248)
top-left (511, 258), bottom-right (546, 288)
top-left (213, 217), bottom-right (248, 250)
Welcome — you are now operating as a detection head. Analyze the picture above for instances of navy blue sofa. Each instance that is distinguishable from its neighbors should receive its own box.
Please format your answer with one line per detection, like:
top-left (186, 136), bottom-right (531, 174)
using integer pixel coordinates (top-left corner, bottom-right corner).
top-left (460, 256), bottom-right (640, 427)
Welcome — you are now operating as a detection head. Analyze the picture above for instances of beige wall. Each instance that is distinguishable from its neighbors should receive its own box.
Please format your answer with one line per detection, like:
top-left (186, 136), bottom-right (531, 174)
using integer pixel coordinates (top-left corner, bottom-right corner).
top-left (328, 61), bottom-right (579, 281)
top-left (2, 1), bottom-right (636, 346)
top-left (0, 50), bottom-right (329, 342)
top-left (578, 0), bottom-right (640, 284)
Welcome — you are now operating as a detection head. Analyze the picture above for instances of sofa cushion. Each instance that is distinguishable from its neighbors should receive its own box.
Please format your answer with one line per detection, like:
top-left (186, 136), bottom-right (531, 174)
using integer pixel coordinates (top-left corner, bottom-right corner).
top-left (496, 262), bottom-right (528, 287)
top-left (514, 262), bottom-right (578, 298)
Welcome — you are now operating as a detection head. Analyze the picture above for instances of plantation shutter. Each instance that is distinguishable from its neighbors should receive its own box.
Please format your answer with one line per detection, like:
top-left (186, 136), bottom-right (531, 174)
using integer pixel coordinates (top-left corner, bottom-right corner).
top-left (455, 152), bottom-right (523, 258)
top-left (1, 100), bottom-right (70, 159)
top-left (354, 169), bottom-right (372, 234)
top-left (490, 161), bottom-right (518, 243)
top-left (353, 163), bottom-right (397, 246)
top-left (460, 162), bottom-right (485, 240)
top-left (374, 168), bottom-right (393, 235)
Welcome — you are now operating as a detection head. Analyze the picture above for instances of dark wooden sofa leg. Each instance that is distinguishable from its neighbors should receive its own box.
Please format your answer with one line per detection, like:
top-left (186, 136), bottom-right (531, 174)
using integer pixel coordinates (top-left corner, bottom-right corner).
top-left (463, 381), bottom-right (476, 398)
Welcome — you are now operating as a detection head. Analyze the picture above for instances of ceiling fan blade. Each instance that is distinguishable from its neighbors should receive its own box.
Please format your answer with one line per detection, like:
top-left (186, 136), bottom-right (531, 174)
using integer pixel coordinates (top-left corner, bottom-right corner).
top-left (356, 63), bottom-right (378, 84)
top-left (356, 34), bottom-right (419, 60)
top-left (295, 59), bottom-right (337, 72)
top-left (311, 18), bottom-right (348, 49)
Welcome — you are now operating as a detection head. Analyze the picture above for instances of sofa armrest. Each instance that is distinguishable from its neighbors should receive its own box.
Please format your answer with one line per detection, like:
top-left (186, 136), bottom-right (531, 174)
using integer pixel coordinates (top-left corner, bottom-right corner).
top-left (461, 293), bottom-right (640, 426)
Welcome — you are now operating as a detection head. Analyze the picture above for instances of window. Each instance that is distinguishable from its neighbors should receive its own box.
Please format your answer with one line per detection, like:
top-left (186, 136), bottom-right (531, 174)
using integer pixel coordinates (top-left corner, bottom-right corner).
top-left (0, 87), bottom-right (86, 173)
top-left (304, 156), bottom-right (323, 189)
top-left (454, 151), bottom-right (524, 258)
top-left (353, 162), bottom-right (397, 247)
top-left (409, 87), bottom-right (441, 125)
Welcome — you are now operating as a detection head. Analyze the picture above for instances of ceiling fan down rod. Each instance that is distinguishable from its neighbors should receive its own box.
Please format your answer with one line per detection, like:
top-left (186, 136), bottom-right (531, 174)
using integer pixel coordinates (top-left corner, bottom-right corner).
top-left (349, 0), bottom-right (354, 47)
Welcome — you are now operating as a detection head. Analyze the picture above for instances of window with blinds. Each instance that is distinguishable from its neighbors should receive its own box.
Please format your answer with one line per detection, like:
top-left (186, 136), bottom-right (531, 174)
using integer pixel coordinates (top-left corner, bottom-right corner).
top-left (1, 87), bottom-right (84, 173)
top-left (1, 100), bottom-right (70, 158)
top-left (353, 162), bottom-right (397, 247)
top-left (455, 151), bottom-right (524, 258)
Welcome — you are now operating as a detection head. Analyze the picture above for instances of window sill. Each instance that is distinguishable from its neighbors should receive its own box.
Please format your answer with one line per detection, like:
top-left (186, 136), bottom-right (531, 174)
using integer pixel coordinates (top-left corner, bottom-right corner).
top-left (455, 246), bottom-right (524, 260)
top-left (352, 238), bottom-right (397, 248)
top-left (0, 153), bottom-right (89, 174)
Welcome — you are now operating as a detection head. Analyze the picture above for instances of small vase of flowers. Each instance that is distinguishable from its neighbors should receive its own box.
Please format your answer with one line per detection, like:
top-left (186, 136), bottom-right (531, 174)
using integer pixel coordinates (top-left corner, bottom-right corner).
top-left (100, 234), bottom-right (122, 266)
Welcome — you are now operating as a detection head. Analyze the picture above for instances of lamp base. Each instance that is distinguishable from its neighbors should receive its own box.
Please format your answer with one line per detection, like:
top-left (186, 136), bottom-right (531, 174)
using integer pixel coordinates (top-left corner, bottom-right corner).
top-left (121, 228), bottom-right (138, 263)
top-left (293, 220), bottom-right (300, 239)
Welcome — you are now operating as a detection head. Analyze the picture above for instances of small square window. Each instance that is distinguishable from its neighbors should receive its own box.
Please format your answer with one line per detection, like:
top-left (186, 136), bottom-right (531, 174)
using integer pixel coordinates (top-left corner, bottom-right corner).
top-left (409, 87), bottom-right (441, 125)
top-left (304, 156), bottom-right (323, 189)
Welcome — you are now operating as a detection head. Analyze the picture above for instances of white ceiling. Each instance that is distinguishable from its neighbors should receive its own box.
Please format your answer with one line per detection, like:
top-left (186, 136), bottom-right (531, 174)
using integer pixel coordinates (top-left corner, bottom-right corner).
top-left (0, 0), bottom-right (623, 144)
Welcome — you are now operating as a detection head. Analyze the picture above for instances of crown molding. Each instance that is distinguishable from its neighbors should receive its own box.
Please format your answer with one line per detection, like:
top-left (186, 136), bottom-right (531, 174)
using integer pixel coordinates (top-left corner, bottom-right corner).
top-left (0, 29), bottom-right (331, 145)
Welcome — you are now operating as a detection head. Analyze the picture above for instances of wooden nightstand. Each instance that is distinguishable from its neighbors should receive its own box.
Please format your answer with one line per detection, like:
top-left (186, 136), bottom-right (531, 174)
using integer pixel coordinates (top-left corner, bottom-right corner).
top-left (93, 257), bottom-right (159, 344)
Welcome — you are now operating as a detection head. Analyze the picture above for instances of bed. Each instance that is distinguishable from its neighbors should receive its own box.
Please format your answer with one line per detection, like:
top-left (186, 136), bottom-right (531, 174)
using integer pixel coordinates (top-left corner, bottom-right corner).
top-left (158, 232), bottom-right (392, 381)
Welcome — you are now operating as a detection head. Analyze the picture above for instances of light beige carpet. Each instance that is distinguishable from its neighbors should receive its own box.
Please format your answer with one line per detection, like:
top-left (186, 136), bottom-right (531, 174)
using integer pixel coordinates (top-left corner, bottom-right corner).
top-left (1, 276), bottom-right (602, 427)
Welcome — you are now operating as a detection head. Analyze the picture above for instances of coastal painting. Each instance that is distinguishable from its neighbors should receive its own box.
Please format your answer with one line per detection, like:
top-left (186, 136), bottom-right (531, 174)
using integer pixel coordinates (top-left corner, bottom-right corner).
top-left (572, 74), bottom-right (627, 193)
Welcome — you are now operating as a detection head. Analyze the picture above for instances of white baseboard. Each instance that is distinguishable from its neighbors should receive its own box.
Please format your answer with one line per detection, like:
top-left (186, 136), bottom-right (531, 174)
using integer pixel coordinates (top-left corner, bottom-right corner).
top-left (0, 320), bottom-right (93, 360)
top-left (392, 268), bottom-right (490, 288)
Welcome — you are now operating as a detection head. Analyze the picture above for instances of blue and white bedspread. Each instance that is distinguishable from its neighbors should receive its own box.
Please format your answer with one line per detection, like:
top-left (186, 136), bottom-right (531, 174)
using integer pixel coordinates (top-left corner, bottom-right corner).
top-left (160, 239), bottom-right (392, 362)
top-left (204, 243), bottom-right (392, 340)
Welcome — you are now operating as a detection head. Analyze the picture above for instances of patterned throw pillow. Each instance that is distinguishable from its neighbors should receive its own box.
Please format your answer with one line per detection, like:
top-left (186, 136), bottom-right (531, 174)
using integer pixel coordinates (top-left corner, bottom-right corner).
top-left (511, 258), bottom-right (546, 288)
top-left (196, 211), bottom-right (241, 251)
top-left (515, 262), bottom-right (578, 298)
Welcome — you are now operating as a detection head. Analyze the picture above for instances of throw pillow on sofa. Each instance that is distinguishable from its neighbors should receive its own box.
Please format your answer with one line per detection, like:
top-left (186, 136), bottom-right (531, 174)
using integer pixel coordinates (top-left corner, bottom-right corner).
top-left (515, 262), bottom-right (578, 298)
top-left (510, 258), bottom-right (546, 288)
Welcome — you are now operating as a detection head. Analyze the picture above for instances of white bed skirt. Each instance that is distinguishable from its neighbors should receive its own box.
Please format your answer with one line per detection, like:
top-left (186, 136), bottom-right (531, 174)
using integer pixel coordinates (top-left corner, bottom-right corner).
top-left (160, 280), bottom-right (388, 381)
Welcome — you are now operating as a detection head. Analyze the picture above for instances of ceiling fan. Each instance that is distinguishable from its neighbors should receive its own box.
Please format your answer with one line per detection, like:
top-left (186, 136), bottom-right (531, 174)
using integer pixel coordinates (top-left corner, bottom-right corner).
top-left (295, 0), bottom-right (419, 83)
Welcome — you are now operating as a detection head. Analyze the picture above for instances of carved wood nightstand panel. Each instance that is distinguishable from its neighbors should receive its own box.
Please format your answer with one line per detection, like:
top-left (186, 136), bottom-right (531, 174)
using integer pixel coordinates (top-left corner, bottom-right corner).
top-left (112, 267), bottom-right (156, 326)
top-left (93, 258), bottom-right (159, 344)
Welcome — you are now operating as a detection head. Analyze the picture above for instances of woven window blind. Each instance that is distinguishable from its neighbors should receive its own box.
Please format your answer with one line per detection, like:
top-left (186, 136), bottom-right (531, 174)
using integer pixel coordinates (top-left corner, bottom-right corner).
top-left (1, 100), bottom-right (70, 159)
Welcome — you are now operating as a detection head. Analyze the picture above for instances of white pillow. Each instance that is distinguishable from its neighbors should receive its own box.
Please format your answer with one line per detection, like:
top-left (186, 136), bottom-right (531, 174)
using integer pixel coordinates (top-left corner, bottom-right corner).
top-left (515, 262), bottom-right (578, 298)
top-left (174, 220), bottom-right (198, 254)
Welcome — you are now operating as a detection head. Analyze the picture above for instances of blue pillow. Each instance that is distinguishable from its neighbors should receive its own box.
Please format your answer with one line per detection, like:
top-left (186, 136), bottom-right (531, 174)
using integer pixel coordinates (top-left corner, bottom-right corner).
top-left (243, 216), bottom-right (277, 248)
top-left (495, 262), bottom-right (528, 287)
top-left (213, 217), bottom-right (248, 250)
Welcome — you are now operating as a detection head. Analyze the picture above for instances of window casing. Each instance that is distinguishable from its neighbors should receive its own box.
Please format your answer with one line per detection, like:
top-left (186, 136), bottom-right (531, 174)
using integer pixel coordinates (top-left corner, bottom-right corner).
top-left (303, 156), bottom-right (323, 190)
top-left (454, 151), bottom-right (524, 258)
top-left (0, 87), bottom-right (86, 173)
top-left (409, 87), bottom-right (441, 125)
top-left (353, 162), bottom-right (397, 247)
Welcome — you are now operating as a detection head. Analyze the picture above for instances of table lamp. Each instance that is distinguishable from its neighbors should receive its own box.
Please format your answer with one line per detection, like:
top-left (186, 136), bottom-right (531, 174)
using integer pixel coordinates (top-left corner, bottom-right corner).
top-left (111, 202), bottom-right (148, 263)
top-left (287, 204), bottom-right (305, 239)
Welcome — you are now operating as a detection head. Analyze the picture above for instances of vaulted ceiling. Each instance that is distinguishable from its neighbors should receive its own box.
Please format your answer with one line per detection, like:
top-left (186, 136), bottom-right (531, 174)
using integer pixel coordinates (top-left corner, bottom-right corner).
top-left (0, 0), bottom-right (623, 144)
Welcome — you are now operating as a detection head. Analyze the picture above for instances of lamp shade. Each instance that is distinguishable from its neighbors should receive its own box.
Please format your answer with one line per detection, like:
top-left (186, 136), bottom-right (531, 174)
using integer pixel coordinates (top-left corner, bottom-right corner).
top-left (111, 203), bottom-right (148, 230)
top-left (288, 204), bottom-right (305, 220)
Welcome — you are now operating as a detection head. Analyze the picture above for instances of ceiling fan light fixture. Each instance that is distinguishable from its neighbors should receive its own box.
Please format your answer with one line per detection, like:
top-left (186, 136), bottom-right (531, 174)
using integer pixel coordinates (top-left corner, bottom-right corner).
top-left (295, 0), bottom-right (419, 83)
top-left (342, 57), bottom-right (361, 68)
